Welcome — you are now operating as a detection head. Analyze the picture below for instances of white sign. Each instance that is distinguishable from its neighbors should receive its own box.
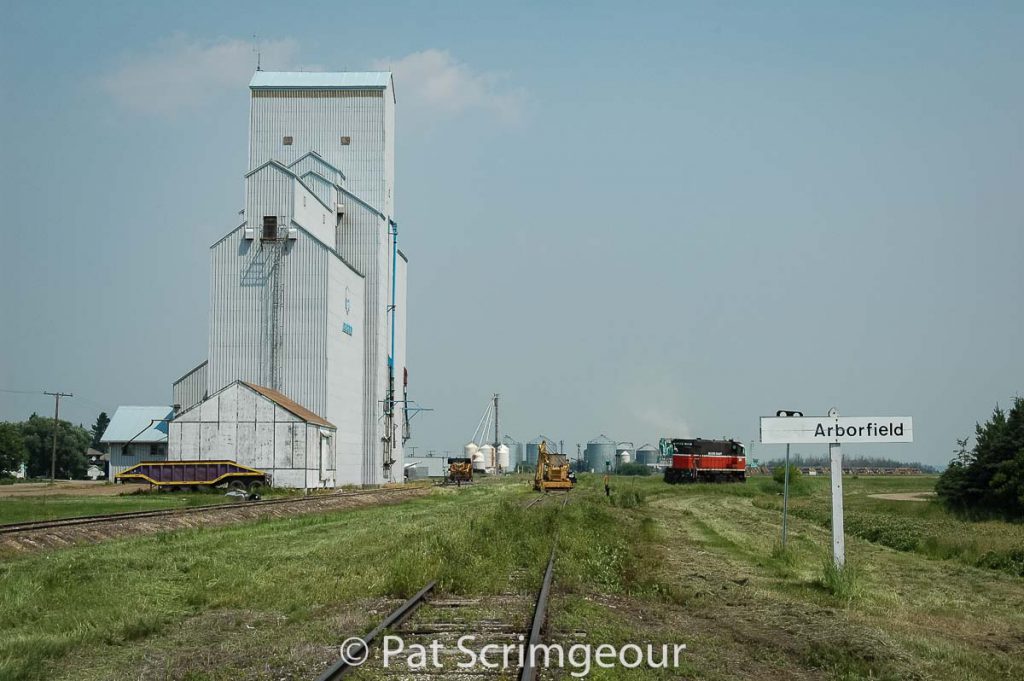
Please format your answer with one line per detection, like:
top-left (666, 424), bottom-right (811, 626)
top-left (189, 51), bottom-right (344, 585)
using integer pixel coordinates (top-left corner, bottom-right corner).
top-left (760, 416), bottom-right (913, 444)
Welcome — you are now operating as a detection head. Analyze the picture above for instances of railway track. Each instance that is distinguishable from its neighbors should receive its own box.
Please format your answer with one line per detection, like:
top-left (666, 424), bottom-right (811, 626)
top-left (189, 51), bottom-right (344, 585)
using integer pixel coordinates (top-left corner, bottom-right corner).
top-left (0, 486), bottom-right (426, 535)
top-left (317, 493), bottom-right (569, 680)
top-left (0, 486), bottom-right (432, 555)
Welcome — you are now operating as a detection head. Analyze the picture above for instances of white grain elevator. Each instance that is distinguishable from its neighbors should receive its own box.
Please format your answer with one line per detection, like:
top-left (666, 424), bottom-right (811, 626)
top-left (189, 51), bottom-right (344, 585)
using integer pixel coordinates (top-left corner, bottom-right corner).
top-left (169, 72), bottom-right (408, 487)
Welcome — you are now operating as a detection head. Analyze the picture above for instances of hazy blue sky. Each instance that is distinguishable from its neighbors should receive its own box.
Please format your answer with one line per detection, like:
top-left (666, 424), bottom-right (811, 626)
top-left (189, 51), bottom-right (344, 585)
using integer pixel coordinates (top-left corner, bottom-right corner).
top-left (1, 1), bottom-right (1021, 466)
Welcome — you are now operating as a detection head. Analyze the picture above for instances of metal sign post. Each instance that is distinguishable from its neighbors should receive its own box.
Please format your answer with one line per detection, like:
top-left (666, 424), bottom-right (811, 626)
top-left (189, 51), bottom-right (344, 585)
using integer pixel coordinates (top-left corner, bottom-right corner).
top-left (782, 443), bottom-right (791, 547)
top-left (774, 410), bottom-right (803, 550)
top-left (829, 442), bottom-right (845, 567)
top-left (761, 408), bottom-right (912, 569)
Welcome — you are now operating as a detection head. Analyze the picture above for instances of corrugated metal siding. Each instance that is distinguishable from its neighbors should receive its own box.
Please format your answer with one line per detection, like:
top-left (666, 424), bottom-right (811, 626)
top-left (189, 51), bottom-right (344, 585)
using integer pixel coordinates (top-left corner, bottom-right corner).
top-left (292, 179), bottom-right (334, 246)
top-left (335, 202), bottom-right (390, 485)
top-left (290, 153), bottom-right (343, 187)
top-left (327, 255), bottom-right (366, 485)
top-left (245, 164), bottom-right (293, 232)
top-left (299, 172), bottom-right (336, 209)
top-left (109, 443), bottom-right (167, 479)
top-left (384, 84), bottom-right (395, 217)
top-left (250, 90), bottom-right (390, 213)
top-left (207, 227), bottom-right (330, 419)
top-left (167, 382), bottom-right (336, 488)
top-left (172, 361), bottom-right (208, 413)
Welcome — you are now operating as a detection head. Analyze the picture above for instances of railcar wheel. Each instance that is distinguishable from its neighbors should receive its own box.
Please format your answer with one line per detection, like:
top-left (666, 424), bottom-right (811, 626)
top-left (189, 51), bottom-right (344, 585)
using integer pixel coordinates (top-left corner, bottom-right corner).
top-left (227, 480), bottom-right (246, 491)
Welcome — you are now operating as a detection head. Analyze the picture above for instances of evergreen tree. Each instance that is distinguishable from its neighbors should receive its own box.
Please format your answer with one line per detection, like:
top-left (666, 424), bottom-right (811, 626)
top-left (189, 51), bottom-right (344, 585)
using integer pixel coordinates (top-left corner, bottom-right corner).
top-left (90, 411), bottom-right (110, 452)
top-left (936, 397), bottom-right (1024, 518)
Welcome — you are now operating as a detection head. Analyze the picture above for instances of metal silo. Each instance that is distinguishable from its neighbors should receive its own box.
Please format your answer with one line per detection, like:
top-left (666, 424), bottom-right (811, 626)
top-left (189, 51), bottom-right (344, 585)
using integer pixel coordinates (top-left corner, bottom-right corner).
top-left (616, 442), bottom-right (633, 468)
top-left (636, 443), bottom-right (659, 465)
top-left (526, 435), bottom-right (555, 467)
top-left (585, 435), bottom-right (616, 472)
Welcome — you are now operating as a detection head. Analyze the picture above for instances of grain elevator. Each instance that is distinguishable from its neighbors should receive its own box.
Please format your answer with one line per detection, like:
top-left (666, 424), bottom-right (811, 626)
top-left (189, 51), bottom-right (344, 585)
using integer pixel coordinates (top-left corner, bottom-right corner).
top-left (168, 72), bottom-right (408, 487)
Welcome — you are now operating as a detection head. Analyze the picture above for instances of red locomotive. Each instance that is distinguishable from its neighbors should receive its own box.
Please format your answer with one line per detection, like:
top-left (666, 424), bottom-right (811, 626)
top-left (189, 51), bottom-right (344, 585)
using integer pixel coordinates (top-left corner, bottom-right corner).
top-left (661, 438), bottom-right (746, 483)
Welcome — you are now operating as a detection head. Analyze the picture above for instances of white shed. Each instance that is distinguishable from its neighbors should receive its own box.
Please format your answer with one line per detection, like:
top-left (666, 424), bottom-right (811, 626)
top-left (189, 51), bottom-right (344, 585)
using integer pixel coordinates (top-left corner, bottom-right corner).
top-left (168, 380), bottom-right (339, 489)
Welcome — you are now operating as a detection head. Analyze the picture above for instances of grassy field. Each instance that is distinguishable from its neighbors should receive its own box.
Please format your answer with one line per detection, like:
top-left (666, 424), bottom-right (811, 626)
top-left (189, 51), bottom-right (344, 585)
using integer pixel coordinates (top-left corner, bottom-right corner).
top-left (0, 487), bottom-right (305, 525)
top-left (0, 475), bottom-right (1021, 680)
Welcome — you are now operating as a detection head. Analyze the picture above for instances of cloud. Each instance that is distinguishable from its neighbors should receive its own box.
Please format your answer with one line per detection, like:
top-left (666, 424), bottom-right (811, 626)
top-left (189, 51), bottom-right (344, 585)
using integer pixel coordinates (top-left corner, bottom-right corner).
top-left (100, 35), bottom-right (299, 115)
top-left (371, 50), bottom-right (527, 124)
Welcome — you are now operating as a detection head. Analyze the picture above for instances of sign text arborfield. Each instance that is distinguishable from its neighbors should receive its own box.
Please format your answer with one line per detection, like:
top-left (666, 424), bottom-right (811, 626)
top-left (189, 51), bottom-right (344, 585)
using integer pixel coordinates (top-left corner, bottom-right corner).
top-left (814, 421), bottom-right (905, 438)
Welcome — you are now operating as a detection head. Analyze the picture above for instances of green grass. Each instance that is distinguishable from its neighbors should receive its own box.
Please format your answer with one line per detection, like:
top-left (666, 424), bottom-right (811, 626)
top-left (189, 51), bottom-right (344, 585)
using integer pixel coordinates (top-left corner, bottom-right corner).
top-left (0, 482), bottom-right (670, 680)
top-left (750, 475), bottom-right (1024, 575)
top-left (2, 475), bottom-right (1022, 680)
top-left (0, 486), bottom-right (308, 525)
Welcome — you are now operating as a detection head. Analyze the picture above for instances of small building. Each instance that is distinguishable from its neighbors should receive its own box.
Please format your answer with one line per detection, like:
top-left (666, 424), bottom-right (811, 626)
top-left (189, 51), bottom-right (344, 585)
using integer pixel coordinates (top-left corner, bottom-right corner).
top-left (167, 380), bottom-right (339, 489)
top-left (101, 406), bottom-right (174, 478)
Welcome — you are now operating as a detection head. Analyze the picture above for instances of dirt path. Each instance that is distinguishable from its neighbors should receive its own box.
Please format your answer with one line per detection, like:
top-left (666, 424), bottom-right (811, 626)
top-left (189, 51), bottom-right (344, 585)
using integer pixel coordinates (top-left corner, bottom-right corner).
top-left (0, 481), bottom-right (139, 498)
top-left (868, 491), bottom-right (936, 501)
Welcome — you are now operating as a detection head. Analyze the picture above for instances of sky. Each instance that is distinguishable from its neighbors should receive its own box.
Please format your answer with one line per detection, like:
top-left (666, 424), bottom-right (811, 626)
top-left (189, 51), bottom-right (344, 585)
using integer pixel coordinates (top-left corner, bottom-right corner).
top-left (1, 1), bottom-right (1021, 467)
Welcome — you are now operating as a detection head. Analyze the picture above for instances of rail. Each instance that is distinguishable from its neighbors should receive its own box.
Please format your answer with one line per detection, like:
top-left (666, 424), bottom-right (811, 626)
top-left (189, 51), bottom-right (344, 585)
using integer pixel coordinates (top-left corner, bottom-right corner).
top-left (316, 490), bottom-right (570, 679)
top-left (0, 486), bottom-right (426, 535)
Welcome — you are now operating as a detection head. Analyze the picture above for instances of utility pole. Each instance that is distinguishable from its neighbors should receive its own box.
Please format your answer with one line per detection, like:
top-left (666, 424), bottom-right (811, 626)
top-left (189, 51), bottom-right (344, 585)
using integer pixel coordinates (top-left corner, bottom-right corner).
top-left (43, 391), bottom-right (73, 483)
top-left (493, 393), bottom-right (500, 470)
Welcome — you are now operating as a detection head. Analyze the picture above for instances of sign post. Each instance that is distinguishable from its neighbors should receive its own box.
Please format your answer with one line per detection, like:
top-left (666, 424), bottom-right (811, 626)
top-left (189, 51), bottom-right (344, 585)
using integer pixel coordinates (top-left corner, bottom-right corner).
top-left (760, 409), bottom-right (912, 568)
top-left (829, 442), bottom-right (844, 566)
top-left (774, 410), bottom-right (804, 550)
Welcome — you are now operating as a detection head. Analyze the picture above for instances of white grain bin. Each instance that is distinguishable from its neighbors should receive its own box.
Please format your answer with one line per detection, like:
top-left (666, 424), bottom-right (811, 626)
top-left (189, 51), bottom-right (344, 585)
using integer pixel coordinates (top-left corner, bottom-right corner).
top-left (464, 442), bottom-right (479, 459)
top-left (472, 451), bottom-right (486, 472)
top-left (497, 444), bottom-right (510, 471)
top-left (619, 450), bottom-right (631, 464)
top-left (478, 444), bottom-right (495, 471)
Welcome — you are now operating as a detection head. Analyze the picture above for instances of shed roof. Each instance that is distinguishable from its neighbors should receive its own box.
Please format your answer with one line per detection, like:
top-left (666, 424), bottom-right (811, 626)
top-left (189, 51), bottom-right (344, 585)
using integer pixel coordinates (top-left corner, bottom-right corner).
top-left (241, 382), bottom-right (334, 428)
top-left (250, 71), bottom-right (391, 90)
top-left (101, 406), bottom-right (173, 443)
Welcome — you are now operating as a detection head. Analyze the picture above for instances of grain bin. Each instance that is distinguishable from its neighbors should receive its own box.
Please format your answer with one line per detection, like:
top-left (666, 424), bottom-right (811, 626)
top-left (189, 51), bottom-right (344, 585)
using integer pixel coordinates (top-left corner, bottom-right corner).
top-left (497, 444), bottom-right (510, 471)
top-left (585, 435), bottom-right (616, 472)
top-left (507, 442), bottom-right (523, 470)
top-left (479, 444), bottom-right (495, 470)
top-left (526, 434), bottom-right (557, 467)
top-left (636, 443), bottom-right (659, 465)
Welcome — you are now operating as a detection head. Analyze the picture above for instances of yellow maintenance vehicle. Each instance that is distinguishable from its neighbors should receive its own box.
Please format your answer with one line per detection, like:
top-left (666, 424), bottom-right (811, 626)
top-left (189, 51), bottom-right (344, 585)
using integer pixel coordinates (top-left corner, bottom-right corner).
top-left (533, 440), bottom-right (575, 492)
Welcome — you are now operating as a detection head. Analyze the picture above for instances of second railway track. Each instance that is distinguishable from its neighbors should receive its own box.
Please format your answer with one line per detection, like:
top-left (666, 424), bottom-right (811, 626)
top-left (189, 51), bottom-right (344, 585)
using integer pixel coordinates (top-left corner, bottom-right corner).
top-left (0, 486), bottom-right (431, 555)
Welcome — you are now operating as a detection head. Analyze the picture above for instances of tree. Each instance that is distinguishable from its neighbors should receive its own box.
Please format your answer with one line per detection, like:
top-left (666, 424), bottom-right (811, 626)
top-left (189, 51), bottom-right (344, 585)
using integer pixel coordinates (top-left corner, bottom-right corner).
top-left (19, 414), bottom-right (91, 479)
top-left (90, 411), bottom-right (110, 452)
top-left (772, 464), bottom-right (801, 485)
top-left (936, 397), bottom-right (1024, 518)
top-left (0, 422), bottom-right (28, 476)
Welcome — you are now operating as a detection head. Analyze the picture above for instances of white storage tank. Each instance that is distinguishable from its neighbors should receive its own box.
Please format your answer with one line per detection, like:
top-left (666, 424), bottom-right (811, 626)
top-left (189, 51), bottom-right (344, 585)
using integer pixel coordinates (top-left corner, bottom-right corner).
top-left (471, 452), bottom-right (486, 471)
top-left (478, 444), bottom-right (495, 470)
top-left (464, 442), bottom-right (479, 459)
top-left (497, 444), bottom-right (510, 471)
